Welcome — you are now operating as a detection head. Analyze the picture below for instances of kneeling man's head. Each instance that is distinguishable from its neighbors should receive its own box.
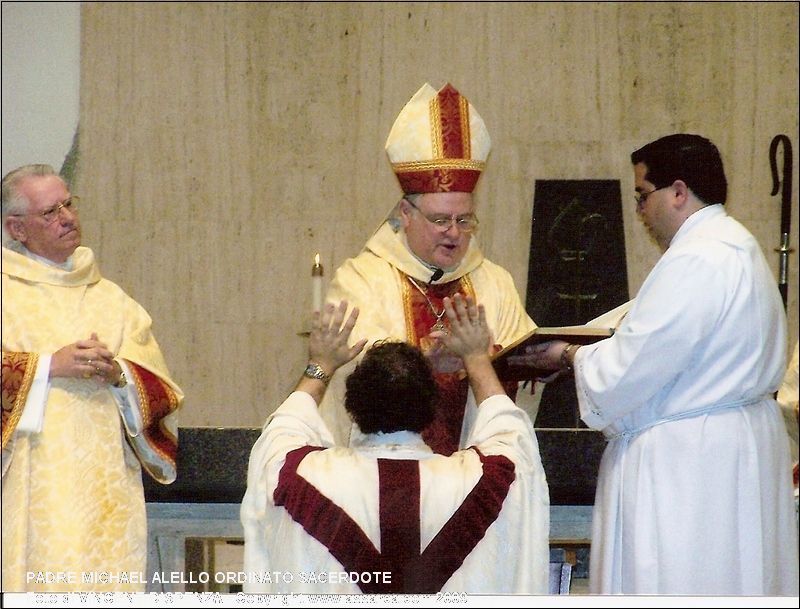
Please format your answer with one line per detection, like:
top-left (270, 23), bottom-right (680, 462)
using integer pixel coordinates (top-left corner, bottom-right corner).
top-left (345, 342), bottom-right (437, 435)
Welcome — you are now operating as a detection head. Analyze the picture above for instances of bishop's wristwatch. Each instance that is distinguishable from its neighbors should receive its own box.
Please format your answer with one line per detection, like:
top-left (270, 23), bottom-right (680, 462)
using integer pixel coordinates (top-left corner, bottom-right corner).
top-left (303, 362), bottom-right (331, 385)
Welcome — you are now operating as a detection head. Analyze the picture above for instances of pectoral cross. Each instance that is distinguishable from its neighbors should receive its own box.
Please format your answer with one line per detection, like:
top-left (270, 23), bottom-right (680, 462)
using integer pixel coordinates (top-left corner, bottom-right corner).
top-left (431, 318), bottom-right (448, 334)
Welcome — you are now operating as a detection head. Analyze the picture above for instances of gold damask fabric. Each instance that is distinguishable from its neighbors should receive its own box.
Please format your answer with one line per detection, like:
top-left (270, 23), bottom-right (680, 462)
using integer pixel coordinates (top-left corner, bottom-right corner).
top-left (1, 246), bottom-right (183, 592)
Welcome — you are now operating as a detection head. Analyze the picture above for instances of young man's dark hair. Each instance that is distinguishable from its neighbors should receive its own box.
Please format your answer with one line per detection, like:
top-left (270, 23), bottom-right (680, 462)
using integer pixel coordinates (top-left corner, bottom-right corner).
top-left (345, 341), bottom-right (437, 434)
top-left (631, 133), bottom-right (728, 205)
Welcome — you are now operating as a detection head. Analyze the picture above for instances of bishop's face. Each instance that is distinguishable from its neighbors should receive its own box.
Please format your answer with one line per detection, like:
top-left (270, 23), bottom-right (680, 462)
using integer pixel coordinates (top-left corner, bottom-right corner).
top-left (400, 191), bottom-right (475, 271)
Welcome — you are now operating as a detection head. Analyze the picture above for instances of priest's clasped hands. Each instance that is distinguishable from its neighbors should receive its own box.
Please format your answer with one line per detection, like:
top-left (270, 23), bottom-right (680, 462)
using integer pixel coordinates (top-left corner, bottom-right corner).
top-left (49, 332), bottom-right (120, 384)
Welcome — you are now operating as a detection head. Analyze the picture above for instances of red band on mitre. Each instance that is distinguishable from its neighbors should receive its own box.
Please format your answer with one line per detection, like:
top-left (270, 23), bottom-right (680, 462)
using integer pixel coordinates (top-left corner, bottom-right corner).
top-left (395, 168), bottom-right (482, 194)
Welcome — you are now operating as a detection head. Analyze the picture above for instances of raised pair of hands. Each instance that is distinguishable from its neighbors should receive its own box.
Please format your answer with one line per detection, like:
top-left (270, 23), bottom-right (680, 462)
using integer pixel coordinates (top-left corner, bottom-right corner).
top-left (49, 332), bottom-right (119, 384)
top-left (309, 294), bottom-right (492, 378)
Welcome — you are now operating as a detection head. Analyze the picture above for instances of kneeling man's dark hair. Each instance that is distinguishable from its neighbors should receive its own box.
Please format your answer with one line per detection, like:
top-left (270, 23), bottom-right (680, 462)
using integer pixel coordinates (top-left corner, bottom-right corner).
top-left (345, 341), bottom-right (437, 435)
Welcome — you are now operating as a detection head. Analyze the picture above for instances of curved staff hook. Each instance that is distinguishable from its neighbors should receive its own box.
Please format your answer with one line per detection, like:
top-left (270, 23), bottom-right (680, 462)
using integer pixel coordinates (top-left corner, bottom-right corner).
top-left (769, 134), bottom-right (794, 311)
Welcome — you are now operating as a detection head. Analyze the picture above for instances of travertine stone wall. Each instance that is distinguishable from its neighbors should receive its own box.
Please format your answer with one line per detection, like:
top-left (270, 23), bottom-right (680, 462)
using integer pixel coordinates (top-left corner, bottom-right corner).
top-left (76, 2), bottom-right (798, 427)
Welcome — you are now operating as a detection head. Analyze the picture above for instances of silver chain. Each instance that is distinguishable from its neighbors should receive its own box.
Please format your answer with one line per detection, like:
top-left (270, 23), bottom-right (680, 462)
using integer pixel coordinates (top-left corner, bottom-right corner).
top-left (407, 276), bottom-right (446, 323)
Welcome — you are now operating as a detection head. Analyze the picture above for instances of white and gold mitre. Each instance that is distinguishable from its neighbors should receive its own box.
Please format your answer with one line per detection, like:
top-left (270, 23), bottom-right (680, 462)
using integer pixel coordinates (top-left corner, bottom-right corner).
top-left (385, 82), bottom-right (491, 194)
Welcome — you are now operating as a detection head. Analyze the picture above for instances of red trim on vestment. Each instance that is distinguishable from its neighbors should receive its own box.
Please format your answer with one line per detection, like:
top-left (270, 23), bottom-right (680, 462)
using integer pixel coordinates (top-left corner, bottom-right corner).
top-left (408, 448), bottom-right (516, 592)
top-left (404, 276), bottom-right (470, 456)
top-left (274, 446), bottom-right (391, 591)
top-left (127, 361), bottom-right (178, 471)
top-left (1, 351), bottom-right (38, 449)
top-left (273, 445), bottom-right (515, 593)
top-left (378, 459), bottom-right (421, 591)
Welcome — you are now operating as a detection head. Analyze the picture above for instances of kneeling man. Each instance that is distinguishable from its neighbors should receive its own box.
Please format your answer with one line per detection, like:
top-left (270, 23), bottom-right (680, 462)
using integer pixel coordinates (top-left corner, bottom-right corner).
top-left (241, 296), bottom-right (549, 593)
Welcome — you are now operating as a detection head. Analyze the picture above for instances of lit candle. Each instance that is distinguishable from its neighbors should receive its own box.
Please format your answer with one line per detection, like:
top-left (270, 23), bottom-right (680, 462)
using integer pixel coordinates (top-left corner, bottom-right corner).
top-left (312, 253), bottom-right (324, 314)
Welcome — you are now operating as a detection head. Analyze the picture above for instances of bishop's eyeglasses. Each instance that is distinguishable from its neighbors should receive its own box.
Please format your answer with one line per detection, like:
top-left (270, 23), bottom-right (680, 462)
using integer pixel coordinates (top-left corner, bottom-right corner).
top-left (404, 198), bottom-right (479, 233)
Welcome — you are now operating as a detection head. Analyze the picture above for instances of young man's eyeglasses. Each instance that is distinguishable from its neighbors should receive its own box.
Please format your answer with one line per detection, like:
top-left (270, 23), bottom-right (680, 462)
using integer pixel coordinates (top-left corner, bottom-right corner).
top-left (404, 198), bottom-right (479, 233)
top-left (11, 196), bottom-right (80, 225)
top-left (634, 187), bottom-right (668, 207)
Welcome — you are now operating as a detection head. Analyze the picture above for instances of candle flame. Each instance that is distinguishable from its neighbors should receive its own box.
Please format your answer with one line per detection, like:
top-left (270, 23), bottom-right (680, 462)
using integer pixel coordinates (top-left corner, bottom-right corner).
top-left (314, 253), bottom-right (320, 266)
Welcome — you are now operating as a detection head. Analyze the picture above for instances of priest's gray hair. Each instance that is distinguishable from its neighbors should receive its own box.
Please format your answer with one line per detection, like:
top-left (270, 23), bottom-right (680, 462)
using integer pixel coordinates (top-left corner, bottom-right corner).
top-left (1, 164), bottom-right (59, 246)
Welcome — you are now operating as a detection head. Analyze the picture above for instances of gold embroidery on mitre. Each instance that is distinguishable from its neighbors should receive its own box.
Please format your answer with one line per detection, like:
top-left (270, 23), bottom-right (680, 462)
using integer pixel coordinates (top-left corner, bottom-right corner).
top-left (430, 95), bottom-right (443, 159)
top-left (392, 159), bottom-right (485, 172)
top-left (459, 96), bottom-right (471, 157)
top-left (437, 172), bottom-right (455, 190)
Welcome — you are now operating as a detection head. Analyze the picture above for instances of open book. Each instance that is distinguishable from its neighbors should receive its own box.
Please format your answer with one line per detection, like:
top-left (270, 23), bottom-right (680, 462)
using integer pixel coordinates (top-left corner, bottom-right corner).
top-left (492, 325), bottom-right (614, 381)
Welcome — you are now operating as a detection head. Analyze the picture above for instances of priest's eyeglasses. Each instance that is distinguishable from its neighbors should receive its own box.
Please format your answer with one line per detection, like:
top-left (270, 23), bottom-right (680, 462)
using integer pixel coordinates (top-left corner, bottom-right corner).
top-left (634, 187), bottom-right (667, 208)
top-left (11, 196), bottom-right (80, 225)
top-left (404, 198), bottom-right (479, 233)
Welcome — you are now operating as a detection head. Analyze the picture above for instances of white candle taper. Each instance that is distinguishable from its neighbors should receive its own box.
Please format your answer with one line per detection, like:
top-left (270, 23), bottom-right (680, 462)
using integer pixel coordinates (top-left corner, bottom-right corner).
top-left (312, 253), bottom-right (324, 314)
